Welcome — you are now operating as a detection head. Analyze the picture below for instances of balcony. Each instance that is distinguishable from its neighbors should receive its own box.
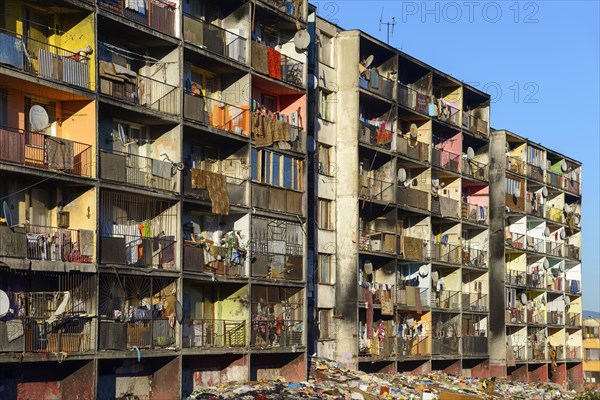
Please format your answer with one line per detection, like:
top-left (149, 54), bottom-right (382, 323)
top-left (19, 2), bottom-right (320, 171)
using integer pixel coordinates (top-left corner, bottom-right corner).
top-left (359, 229), bottom-right (396, 255)
top-left (463, 114), bottom-right (489, 137)
top-left (431, 195), bottom-right (460, 219)
top-left (526, 199), bottom-right (545, 217)
top-left (183, 14), bottom-right (246, 64)
top-left (566, 312), bottom-right (581, 327)
top-left (182, 319), bottom-right (247, 348)
top-left (507, 307), bottom-right (527, 324)
top-left (397, 186), bottom-right (429, 211)
top-left (567, 345), bottom-right (581, 360)
top-left (184, 172), bottom-right (247, 207)
top-left (462, 293), bottom-right (487, 312)
top-left (527, 162), bottom-right (545, 182)
top-left (547, 310), bottom-right (564, 325)
top-left (528, 341), bottom-right (547, 360)
top-left (250, 319), bottom-right (303, 348)
top-left (397, 84), bottom-right (429, 114)
top-left (462, 159), bottom-right (488, 181)
top-left (428, 242), bottom-right (461, 265)
top-left (432, 337), bottom-right (459, 355)
top-left (511, 345), bottom-right (527, 361)
top-left (545, 207), bottom-right (564, 223)
top-left (431, 290), bottom-right (461, 311)
top-left (0, 29), bottom-right (91, 89)
top-left (251, 41), bottom-right (304, 87)
top-left (461, 247), bottom-right (487, 269)
top-left (462, 336), bottom-right (488, 355)
top-left (433, 101), bottom-right (460, 127)
top-left (97, 0), bottom-right (177, 36)
top-left (100, 150), bottom-right (177, 191)
top-left (546, 170), bottom-right (564, 189)
top-left (0, 127), bottom-right (93, 177)
top-left (359, 71), bottom-right (395, 100)
top-left (359, 176), bottom-right (394, 203)
top-left (397, 287), bottom-right (429, 309)
top-left (99, 60), bottom-right (179, 115)
top-left (566, 279), bottom-right (581, 294)
top-left (360, 327), bottom-right (395, 359)
top-left (567, 244), bottom-right (581, 260)
top-left (99, 319), bottom-right (175, 350)
top-left (261, 0), bottom-right (305, 21)
top-left (432, 148), bottom-right (460, 173)
top-left (358, 121), bottom-right (394, 149)
top-left (565, 176), bottom-right (580, 195)
top-left (400, 236), bottom-right (426, 261)
top-left (461, 202), bottom-right (488, 225)
top-left (399, 335), bottom-right (429, 358)
top-left (396, 136), bottom-right (429, 162)
top-left (506, 156), bottom-right (525, 175)
top-left (546, 241), bottom-right (566, 258)
top-left (251, 183), bottom-right (303, 216)
top-left (506, 269), bottom-right (526, 287)
top-left (184, 94), bottom-right (250, 137)
top-left (99, 234), bottom-right (176, 270)
top-left (526, 236), bottom-right (546, 254)
top-left (183, 242), bottom-right (245, 277)
top-left (24, 224), bottom-right (94, 264)
top-left (506, 232), bottom-right (526, 250)
top-left (526, 273), bottom-right (546, 290)
top-left (251, 111), bottom-right (305, 153)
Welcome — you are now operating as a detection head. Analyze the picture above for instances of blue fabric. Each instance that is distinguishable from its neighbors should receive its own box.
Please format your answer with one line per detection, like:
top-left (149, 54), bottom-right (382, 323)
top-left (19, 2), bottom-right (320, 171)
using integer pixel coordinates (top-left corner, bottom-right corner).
top-left (370, 71), bottom-right (379, 89)
top-left (0, 32), bottom-right (24, 69)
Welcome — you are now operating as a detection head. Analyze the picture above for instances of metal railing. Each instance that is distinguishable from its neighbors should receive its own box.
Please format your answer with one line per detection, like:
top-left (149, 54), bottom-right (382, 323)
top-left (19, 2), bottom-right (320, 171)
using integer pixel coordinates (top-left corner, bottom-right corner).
top-left (545, 206), bottom-right (564, 223)
top-left (359, 72), bottom-right (394, 100)
top-left (250, 183), bottom-right (303, 216)
top-left (359, 229), bottom-right (396, 254)
top-left (461, 246), bottom-right (487, 268)
top-left (184, 93), bottom-right (250, 136)
top-left (528, 341), bottom-right (547, 360)
top-left (98, 0), bottom-right (177, 36)
top-left (546, 241), bottom-right (566, 258)
top-left (182, 319), bottom-right (246, 348)
top-left (527, 162), bottom-right (545, 182)
top-left (527, 236), bottom-right (546, 253)
top-left (567, 345), bottom-right (582, 359)
top-left (526, 198), bottom-right (545, 217)
top-left (512, 345), bottom-right (527, 361)
top-left (397, 186), bottom-right (429, 210)
top-left (462, 293), bottom-right (487, 312)
top-left (432, 337), bottom-right (460, 355)
top-left (432, 148), bottom-right (461, 172)
top-left (433, 102), bottom-right (460, 127)
top-left (250, 319), bottom-right (303, 348)
top-left (100, 150), bottom-right (177, 191)
top-left (396, 136), bottom-right (429, 162)
top-left (506, 232), bottom-right (526, 250)
top-left (507, 307), bottom-right (527, 324)
top-left (546, 170), bottom-right (564, 189)
top-left (462, 335), bottom-right (488, 355)
top-left (547, 310), bottom-right (564, 325)
top-left (399, 335), bottom-right (429, 358)
top-left (397, 84), bottom-right (429, 114)
top-left (462, 158), bottom-right (488, 181)
top-left (526, 273), bottom-right (546, 289)
top-left (566, 279), bottom-right (581, 294)
top-left (261, 0), bottom-right (305, 21)
top-left (0, 28), bottom-right (90, 89)
top-left (565, 176), bottom-right (581, 195)
top-left (464, 114), bottom-right (489, 137)
top-left (358, 120), bottom-right (394, 148)
top-left (0, 127), bottom-right (93, 177)
top-left (99, 319), bottom-right (175, 350)
top-left (462, 202), bottom-right (488, 225)
top-left (397, 287), bottom-right (429, 308)
top-left (184, 172), bottom-right (247, 207)
top-left (281, 53), bottom-right (304, 86)
top-left (99, 234), bottom-right (177, 269)
top-left (183, 14), bottom-right (246, 63)
top-left (428, 242), bottom-right (461, 265)
top-left (506, 156), bottom-right (525, 175)
top-left (567, 245), bottom-right (581, 261)
top-left (25, 224), bottom-right (93, 263)
top-left (506, 269), bottom-right (526, 287)
top-left (431, 290), bottom-right (461, 311)
top-left (359, 176), bottom-right (394, 203)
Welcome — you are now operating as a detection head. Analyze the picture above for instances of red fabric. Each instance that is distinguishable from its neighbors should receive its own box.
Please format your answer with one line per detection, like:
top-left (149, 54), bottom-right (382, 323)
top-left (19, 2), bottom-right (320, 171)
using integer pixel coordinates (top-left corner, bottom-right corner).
top-left (267, 47), bottom-right (282, 80)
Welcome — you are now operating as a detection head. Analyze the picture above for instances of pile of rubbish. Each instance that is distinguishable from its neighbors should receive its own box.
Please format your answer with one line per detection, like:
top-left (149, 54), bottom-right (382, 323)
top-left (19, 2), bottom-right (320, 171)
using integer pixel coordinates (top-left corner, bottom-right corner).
top-left (186, 357), bottom-right (587, 400)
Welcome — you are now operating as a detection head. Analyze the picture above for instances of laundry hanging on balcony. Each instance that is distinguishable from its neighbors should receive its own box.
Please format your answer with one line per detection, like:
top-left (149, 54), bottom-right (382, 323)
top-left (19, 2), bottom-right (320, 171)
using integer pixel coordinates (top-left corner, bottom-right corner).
top-left (190, 169), bottom-right (230, 215)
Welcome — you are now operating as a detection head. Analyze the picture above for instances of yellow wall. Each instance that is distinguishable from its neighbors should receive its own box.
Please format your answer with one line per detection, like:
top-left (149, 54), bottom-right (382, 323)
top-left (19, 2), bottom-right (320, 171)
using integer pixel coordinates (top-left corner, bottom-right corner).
top-left (56, 12), bottom-right (96, 90)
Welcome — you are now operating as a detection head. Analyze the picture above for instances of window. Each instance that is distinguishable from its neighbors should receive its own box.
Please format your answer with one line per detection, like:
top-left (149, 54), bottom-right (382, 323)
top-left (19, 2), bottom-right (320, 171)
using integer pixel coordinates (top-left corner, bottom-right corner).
top-left (527, 146), bottom-right (543, 167)
top-left (505, 177), bottom-right (522, 197)
top-left (319, 32), bottom-right (333, 67)
top-left (318, 308), bottom-right (333, 339)
top-left (251, 149), bottom-right (303, 191)
top-left (319, 90), bottom-right (334, 122)
top-left (318, 199), bottom-right (333, 230)
top-left (318, 144), bottom-right (332, 176)
top-left (318, 253), bottom-right (335, 284)
top-left (585, 326), bottom-right (600, 338)
top-left (585, 349), bottom-right (600, 361)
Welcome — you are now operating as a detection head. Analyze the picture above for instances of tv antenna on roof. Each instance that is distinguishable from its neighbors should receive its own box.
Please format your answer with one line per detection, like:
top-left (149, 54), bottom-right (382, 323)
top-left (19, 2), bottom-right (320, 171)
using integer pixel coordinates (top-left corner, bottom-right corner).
top-left (379, 8), bottom-right (396, 45)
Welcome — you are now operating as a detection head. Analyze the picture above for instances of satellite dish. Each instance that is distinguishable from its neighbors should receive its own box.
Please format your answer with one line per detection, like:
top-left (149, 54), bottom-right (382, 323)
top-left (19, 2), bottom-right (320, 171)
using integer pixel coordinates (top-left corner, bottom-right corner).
top-left (560, 229), bottom-right (566, 240)
top-left (406, 314), bottom-right (415, 328)
top-left (431, 270), bottom-right (439, 284)
top-left (293, 29), bottom-right (311, 51)
top-left (574, 215), bottom-right (581, 226)
top-left (558, 263), bottom-right (564, 273)
top-left (542, 187), bottom-right (548, 198)
top-left (0, 290), bottom-right (9, 318)
top-left (466, 147), bottom-right (475, 160)
top-left (364, 260), bottom-right (373, 275)
top-left (175, 300), bottom-right (183, 324)
top-left (544, 227), bottom-right (550, 237)
top-left (543, 259), bottom-right (549, 270)
top-left (561, 162), bottom-right (568, 173)
top-left (419, 265), bottom-right (428, 278)
top-left (29, 105), bottom-right (49, 132)
top-left (520, 293), bottom-right (528, 306)
top-left (308, 73), bottom-right (319, 90)
top-left (431, 174), bottom-right (440, 188)
top-left (398, 168), bottom-right (407, 183)
top-left (564, 295), bottom-right (571, 306)
top-left (362, 55), bottom-right (374, 69)
top-left (2, 201), bottom-right (13, 228)
top-left (409, 123), bottom-right (418, 139)
top-left (563, 204), bottom-right (570, 213)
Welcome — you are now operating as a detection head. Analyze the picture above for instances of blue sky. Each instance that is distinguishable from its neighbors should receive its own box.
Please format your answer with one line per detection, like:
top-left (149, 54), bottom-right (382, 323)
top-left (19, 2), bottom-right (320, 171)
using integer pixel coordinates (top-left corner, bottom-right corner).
top-left (312, 0), bottom-right (600, 312)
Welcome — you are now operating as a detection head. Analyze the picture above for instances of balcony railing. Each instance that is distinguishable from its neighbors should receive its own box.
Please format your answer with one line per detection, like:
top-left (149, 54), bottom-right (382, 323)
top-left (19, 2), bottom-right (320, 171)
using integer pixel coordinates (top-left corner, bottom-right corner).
top-left (546, 241), bottom-right (566, 258)
top-left (250, 41), bottom-right (304, 86)
top-left (512, 344), bottom-right (527, 361)
top-left (359, 229), bottom-right (396, 254)
top-left (463, 113), bottom-right (489, 137)
top-left (184, 172), bottom-right (247, 207)
top-left (506, 232), bottom-right (526, 250)
top-left (358, 121), bottom-right (394, 149)
top-left (0, 127), bottom-right (93, 177)
top-left (100, 150), bottom-right (177, 191)
top-left (99, 319), bottom-right (175, 351)
top-left (261, 0), bottom-right (305, 21)
top-left (250, 319), bottom-right (303, 348)
top-left (359, 71), bottom-right (394, 100)
top-left (432, 148), bottom-right (461, 173)
top-left (182, 319), bottom-right (246, 348)
top-left (507, 307), bottom-right (527, 324)
top-left (396, 136), bottom-right (429, 162)
top-left (397, 186), bottom-right (429, 211)
top-left (432, 337), bottom-right (460, 355)
top-left (0, 29), bottom-right (91, 89)
top-left (547, 310), bottom-right (564, 325)
top-left (360, 329), bottom-right (395, 359)
top-left (98, 0), bottom-right (177, 36)
top-left (400, 236), bottom-right (426, 261)
top-left (431, 195), bottom-right (460, 219)
top-left (399, 335), bottom-right (429, 358)
top-left (184, 93), bottom-right (250, 137)
top-left (567, 345), bottom-right (581, 360)
top-left (567, 312), bottom-right (581, 327)
top-left (526, 273), bottom-right (546, 289)
top-left (0, 317), bottom-right (95, 354)
top-left (428, 242), bottom-right (461, 265)
top-left (546, 170), bottom-right (564, 189)
top-left (527, 162), bottom-right (545, 182)
top-left (528, 341), bottom-right (547, 360)
top-left (526, 198), bottom-right (545, 217)
top-left (251, 111), bottom-right (305, 153)
top-left (526, 236), bottom-right (546, 253)
top-left (566, 279), bottom-right (581, 294)
top-left (397, 287), bottom-right (429, 308)
top-left (25, 224), bottom-right (94, 263)
top-left (280, 53), bottom-right (304, 86)
top-left (183, 14), bottom-right (246, 63)
top-left (397, 84), bottom-right (429, 114)
top-left (431, 290), bottom-right (461, 311)
top-left (462, 293), bottom-right (487, 312)
top-left (506, 269), bottom-right (526, 287)
top-left (461, 202), bottom-right (488, 225)
top-left (359, 176), bottom-right (394, 203)
top-left (462, 159), bottom-right (488, 181)
top-left (433, 102), bottom-right (460, 127)
top-left (545, 206), bottom-right (564, 223)
top-left (567, 244), bottom-right (581, 260)
top-left (251, 183), bottom-right (303, 216)
top-left (461, 246), bottom-right (487, 269)
top-left (99, 234), bottom-right (176, 270)
top-left (565, 176), bottom-right (581, 195)
top-left (506, 156), bottom-right (525, 175)
top-left (183, 243), bottom-right (245, 276)
top-left (99, 62), bottom-right (179, 115)
top-left (462, 336), bottom-right (488, 355)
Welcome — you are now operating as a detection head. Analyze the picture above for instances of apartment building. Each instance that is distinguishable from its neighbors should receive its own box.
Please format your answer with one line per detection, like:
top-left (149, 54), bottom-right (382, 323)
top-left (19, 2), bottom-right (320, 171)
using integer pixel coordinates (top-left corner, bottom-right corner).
top-left (583, 318), bottom-right (600, 387)
top-left (0, 0), bottom-right (308, 398)
top-left (488, 130), bottom-right (583, 387)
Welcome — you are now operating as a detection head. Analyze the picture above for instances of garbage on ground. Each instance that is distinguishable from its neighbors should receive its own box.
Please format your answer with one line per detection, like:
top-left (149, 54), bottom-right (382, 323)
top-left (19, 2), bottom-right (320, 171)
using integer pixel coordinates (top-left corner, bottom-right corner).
top-left (186, 357), bottom-right (594, 400)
